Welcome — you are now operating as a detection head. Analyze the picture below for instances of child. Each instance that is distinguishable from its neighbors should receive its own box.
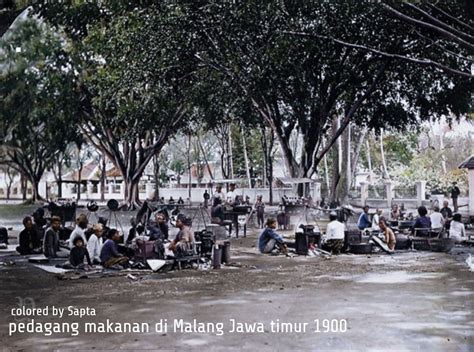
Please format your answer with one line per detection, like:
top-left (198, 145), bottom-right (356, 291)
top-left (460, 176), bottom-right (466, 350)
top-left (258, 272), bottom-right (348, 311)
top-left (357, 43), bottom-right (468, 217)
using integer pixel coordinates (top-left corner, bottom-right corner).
top-left (69, 237), bottom-right (92, 268)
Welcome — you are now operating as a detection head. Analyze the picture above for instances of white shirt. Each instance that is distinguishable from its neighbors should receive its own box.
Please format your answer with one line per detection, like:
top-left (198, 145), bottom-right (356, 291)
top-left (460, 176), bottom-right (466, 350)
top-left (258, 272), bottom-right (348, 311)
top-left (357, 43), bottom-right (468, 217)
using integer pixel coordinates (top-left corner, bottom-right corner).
top-left (324, 220), bottom-right (345, 240)
top-left (449, 221), bottom-right (465, 242)
top-left (430, 212), bottom-right (444, 229)
top-left (68, 226), bottom-right (87, 248)
top-left (213, 191), bottom-right (226, 204)
top-left (371, 214), bottom-right (380, 231)
top-left (87, 234), bottom-right (103, 262)
top-left (226, 191), bottom-right (237, 204)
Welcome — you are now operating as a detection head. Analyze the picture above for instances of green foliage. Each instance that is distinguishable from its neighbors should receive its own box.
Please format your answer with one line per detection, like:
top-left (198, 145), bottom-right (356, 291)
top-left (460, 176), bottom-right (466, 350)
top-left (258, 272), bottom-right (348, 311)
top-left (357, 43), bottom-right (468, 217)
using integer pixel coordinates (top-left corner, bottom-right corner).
top-left (0, 18), bottom-right (80, 198)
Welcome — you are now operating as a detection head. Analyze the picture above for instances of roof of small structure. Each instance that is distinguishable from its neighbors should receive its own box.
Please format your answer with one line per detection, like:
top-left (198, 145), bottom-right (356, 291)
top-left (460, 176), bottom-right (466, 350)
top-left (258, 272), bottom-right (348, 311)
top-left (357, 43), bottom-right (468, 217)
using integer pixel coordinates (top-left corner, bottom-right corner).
top-left (277, 177), bottom-right (314, 184)
top-left (459, 155), bottom-right (474, 169)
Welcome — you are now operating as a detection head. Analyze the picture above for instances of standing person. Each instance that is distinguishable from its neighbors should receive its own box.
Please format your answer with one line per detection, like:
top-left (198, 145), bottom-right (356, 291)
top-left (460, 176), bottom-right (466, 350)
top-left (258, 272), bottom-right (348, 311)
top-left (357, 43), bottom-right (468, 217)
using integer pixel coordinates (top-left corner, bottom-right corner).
top-left (391, 204), bottom-right (401, 220)
top-left (16, 216), bottom-right (41, 255)
top-left (203, 190), bottom-right (210, 208)
top-left (429, 206), bottom-right (444, 231)
top-left (211, 184), bottom-right (226, 222)
top-left (43, 216), bottom-right (69, 258)
top-left (254, 195), bottom-right (265, 229)
top-left (68, 214), bottom-right (88, 248)
top-left (322, 211), bottom-right (345, 254)
top-left (87, 224), bottom-right (104, 264)
top-left (100, 229), bottom-right (129, 269)
top-left (226, 183), bottom-right (238, 205)
top-left (450, 182), bottom-right (461, 212)
top-left (258, 218), bottom-right (287, 254)
top-left (168, 215), bottom-right (195, 257)
top-left (357, 206), bottom-right (371, 231)
top-left (69, 237), bottom-right (92, 268)
top-left (379, 218), bottom-right (396, 251)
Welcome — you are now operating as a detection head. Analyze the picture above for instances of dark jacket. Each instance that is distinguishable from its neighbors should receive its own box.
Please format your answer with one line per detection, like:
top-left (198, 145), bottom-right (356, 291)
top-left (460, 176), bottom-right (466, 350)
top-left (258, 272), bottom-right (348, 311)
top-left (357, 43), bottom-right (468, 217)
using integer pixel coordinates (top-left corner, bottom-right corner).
top-left (43, 228), bottom-right (61, 258)
top-left (69, 246), bottom-right (92, 266)
top-left (18, 228), bottom-right (40, 253)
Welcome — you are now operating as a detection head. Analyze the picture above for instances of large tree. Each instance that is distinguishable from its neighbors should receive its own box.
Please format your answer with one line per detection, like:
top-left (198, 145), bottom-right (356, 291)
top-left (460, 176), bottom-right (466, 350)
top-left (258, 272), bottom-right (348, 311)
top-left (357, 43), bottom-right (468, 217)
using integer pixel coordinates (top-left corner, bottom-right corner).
top-left (187, 2), bottom-right (472, 187)
top-left (36, 3), bottom-right (199, 208)
top-left (0, 18), bottom-right (80, 201)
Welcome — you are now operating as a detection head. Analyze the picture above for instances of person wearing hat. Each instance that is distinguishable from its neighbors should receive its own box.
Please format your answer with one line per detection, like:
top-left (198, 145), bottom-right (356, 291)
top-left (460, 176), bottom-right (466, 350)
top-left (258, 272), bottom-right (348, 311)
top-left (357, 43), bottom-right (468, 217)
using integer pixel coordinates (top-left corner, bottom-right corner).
top-left (168, 215), bottom-right (195, 257)
top-left (322, 211), bottom-right (345, 254)
top-left (100, 229), bottom-right (129, 268)
top-left (68, 213), bottom-right (89, 248)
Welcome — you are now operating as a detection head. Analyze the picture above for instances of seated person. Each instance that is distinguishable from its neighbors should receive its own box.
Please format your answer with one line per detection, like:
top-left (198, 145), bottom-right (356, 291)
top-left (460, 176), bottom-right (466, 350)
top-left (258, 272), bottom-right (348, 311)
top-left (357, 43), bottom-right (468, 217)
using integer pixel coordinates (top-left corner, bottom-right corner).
top-left (69, 237), bottom-right (92, 268)
top-left (379, 218), bottom-right (396, 251)
top-left (391, 204), bottom-right (401, 220)
top-left (258, 218), bottom-right (287, 254)
top-left (16, 216), bottom-right (41, 255)
top-left (87, 224), bottom-right (104, 264)
top-left (429, 206), bottom-right (444, 231)
top-left (168, 215), bottom-right (195, 257)
top-left (148, 213), bottom-right (169, 241)
top-left (68, 214), bottom-right (88, 248)
top-left (322, 211), bottom-right (345, 254)
top-left (43, 216), bottom-right (69, 258)
top-left (449, 213), bottom-right (466, 243)
top-left (412, 206), bottom-right (431, 236)
top-left (177, 197), bottom-right (184, 205)
top-left (440, 200), bottom-right (453, 220)
top-left (100, 229), bottom-right (129, 269)
top-left (371, 208), bottom-right (383, 231)
top-left (357, 206), bottom-right (371, 231)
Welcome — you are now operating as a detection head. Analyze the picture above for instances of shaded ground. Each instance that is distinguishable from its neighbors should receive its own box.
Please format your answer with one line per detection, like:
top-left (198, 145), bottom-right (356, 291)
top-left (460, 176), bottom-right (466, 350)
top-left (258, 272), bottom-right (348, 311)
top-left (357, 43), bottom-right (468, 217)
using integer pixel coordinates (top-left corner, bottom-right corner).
top-left (0, 229), bottom-right (473, 352)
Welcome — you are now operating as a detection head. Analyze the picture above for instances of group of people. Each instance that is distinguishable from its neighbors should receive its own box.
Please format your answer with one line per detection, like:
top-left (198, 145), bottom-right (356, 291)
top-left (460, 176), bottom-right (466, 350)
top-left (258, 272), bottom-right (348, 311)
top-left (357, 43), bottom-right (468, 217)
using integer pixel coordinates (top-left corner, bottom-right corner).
top-left (356, 200), bottom-right (466, 243)
top-left (15, 208), bottom-right (198, 270)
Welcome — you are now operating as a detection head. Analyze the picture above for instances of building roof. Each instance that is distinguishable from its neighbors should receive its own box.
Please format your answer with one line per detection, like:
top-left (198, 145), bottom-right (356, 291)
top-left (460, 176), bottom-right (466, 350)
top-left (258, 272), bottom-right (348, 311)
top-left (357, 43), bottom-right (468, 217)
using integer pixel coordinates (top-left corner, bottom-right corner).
top-left (459, 155), bottom-right (474, 169)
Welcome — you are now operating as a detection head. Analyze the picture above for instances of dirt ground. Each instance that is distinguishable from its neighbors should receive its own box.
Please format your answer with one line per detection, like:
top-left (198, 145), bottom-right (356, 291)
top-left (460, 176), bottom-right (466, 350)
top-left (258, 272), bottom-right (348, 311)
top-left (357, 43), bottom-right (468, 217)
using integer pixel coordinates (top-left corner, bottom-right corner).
top-left (1, 227), bottom-right (473, 352)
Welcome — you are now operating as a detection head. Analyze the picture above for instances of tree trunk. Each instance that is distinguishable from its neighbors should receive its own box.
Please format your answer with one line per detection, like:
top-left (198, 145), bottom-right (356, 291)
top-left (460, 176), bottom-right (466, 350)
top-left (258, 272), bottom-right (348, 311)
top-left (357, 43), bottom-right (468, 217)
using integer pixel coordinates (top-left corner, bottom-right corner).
top-left (100, 156), bottom-right (106, 202)
top-left (228, 123), bottom-right (234, 180)
top-left (241, 124), bottom-right (252, 189)
top-left (124, 178), bottom-right (141, 209)
top-left (21, 173), bottom-right (27, 201)
top-left (76, 163), bottom-right (83, 201)
top-left (30, 177), bottom-right (41, 202)
top-left (366, 139), bottom-right (373, 183)
top-left (379, 128), bottom-right (390, 180)
top-left (153, 154), bottom-right (160, 201)
top-left (57, 163), bottom-right (63, 199)
top-left (351, 127), bottom-right (368, 184)
top-left (187, 134), bottom-right (192, 199)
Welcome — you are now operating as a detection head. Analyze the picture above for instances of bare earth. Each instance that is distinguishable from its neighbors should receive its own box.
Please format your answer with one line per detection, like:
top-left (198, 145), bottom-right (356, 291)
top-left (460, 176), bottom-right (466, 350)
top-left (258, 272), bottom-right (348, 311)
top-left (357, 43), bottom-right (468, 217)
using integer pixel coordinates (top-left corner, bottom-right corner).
top-left (0, 230), bottom-right (473, 352)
